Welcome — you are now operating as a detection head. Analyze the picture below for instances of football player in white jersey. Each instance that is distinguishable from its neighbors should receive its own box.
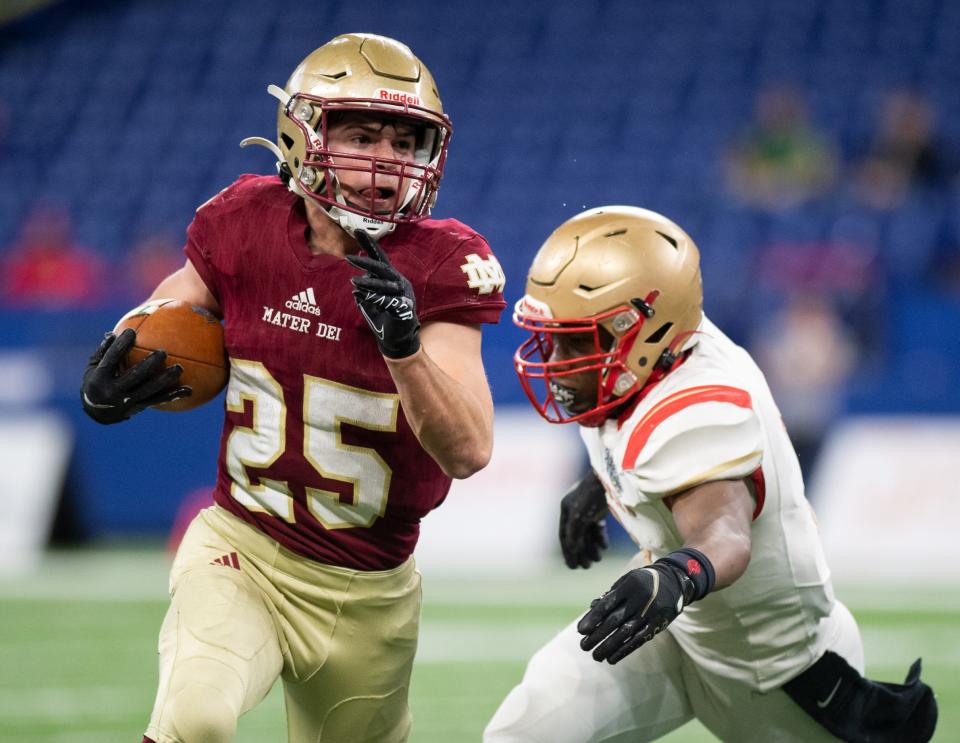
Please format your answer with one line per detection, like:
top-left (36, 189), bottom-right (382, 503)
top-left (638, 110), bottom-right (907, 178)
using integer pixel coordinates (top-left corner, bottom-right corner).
top-left (485, 206), bottom-right (936, 743)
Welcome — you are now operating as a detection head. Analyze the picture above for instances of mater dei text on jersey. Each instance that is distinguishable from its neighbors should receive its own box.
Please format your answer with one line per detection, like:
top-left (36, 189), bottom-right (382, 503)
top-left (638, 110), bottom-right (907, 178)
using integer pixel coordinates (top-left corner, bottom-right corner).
top-left (261, 305), bottom-right (343, 341)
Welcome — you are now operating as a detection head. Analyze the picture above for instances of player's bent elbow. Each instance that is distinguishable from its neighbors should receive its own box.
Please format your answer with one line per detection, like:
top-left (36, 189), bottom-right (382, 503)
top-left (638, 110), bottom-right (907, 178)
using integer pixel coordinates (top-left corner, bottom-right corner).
top-left (442, 444), bottom-right (492, 480)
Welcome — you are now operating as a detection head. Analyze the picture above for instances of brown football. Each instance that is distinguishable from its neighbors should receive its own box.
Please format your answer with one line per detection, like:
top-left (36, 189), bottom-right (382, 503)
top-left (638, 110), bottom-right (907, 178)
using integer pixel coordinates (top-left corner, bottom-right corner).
top-left (114, 299), bottom-right (228, 412)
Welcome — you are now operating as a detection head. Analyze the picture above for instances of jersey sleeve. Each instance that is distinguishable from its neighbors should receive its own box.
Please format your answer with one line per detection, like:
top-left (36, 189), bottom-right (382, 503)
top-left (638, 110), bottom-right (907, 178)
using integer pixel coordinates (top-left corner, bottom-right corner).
top-left (181, 175), bottom-right (269, 304)
top-left (183, 207), bottom-right (221, 303)
top-left (418, 234), bottom-right (506, 325)
top-left (621, 385), bottom-right (763, 500)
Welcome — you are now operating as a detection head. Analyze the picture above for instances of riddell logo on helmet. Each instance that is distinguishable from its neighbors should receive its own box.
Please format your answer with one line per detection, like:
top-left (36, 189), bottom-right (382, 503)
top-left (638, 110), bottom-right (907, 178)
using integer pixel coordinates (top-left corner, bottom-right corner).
top-left (516, 295), bottom-right (553, 319)
top-left (376, 88), bottom-right (421, 107)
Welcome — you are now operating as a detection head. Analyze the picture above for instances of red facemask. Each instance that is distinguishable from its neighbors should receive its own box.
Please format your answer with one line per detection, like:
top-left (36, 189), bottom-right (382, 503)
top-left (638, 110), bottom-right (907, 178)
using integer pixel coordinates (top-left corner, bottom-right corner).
top-left (513, 302), bottom-right (650, 427)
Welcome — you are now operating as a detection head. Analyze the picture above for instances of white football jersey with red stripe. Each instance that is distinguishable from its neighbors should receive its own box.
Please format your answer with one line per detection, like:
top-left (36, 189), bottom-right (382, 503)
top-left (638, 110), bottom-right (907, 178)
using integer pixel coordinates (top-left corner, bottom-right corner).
top-left (580, 316), bottom-right (835, 691)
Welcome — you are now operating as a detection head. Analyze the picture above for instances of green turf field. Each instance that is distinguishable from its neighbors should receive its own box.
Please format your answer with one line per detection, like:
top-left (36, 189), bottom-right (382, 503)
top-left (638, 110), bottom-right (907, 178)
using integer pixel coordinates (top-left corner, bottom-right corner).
top-left (0, 547), bottom-right (956, 742)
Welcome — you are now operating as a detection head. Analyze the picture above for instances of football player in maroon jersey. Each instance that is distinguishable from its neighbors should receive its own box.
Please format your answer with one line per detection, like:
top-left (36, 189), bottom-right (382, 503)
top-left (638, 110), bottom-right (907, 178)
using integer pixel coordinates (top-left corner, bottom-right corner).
top-left (81, 33), bottom-right (506, 743)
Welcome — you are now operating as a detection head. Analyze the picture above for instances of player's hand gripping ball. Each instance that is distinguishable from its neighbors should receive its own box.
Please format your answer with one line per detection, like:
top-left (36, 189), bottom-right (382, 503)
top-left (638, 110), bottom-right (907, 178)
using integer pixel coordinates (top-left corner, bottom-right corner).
top-left (82, 300), bottom-right (228, 423)
top-left (112, 299), bottom-right (228, 412)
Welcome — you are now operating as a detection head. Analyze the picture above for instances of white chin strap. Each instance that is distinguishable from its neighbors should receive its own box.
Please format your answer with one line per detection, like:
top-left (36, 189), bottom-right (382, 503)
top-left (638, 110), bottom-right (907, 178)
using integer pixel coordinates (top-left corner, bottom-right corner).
top-left (241, 84), bottom-right (396, 241)
top-left (324, 204), bottom-right (395, 240)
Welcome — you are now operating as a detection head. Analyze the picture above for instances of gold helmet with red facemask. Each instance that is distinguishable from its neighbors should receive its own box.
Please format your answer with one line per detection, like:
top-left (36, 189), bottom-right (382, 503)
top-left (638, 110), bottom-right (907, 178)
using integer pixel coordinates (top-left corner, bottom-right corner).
top-left (514, 206), bottom-right (704, 426)
top-left (241, 33), bottom-right (451, 239)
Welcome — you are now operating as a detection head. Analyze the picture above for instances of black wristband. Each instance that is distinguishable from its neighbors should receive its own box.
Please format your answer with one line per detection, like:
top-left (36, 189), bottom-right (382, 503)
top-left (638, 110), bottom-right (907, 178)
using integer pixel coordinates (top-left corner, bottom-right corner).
top-left (658, 547), bottom-right (716, 603)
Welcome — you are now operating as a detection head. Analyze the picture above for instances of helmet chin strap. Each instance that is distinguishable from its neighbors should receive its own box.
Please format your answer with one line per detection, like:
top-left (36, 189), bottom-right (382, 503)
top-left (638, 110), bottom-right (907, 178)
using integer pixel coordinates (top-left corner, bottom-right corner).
top-left (324, 202), bottom-right (395, 239)
top-left (318, 165), bottom-right (395, 239)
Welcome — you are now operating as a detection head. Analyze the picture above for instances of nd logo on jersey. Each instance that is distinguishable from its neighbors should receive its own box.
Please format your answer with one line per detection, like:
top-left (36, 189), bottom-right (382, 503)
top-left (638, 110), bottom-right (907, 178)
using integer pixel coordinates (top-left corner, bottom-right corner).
top-left (461, 253), bottom-right (506, 295)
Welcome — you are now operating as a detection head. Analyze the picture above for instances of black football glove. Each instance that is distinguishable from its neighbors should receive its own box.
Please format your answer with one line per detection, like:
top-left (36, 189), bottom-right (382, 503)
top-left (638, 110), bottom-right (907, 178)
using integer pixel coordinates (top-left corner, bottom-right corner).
top-left (577, 549), bottom-right (715, 665)
top-left (80, 328), bottom-right (191, 425)
top-left (559, 470), bottom-right (609, 569)
top-left (346, 230), bottom-right (421, 360)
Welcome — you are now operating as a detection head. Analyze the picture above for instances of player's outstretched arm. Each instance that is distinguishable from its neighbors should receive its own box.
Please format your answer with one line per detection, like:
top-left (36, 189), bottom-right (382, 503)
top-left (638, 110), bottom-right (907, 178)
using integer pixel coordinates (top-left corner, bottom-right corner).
top-left (577, 478), bottom-right (753, 664)
top-left (347, 231), bottom-right (493, 479)
top-left (666, 478), bottom-right (754, 589)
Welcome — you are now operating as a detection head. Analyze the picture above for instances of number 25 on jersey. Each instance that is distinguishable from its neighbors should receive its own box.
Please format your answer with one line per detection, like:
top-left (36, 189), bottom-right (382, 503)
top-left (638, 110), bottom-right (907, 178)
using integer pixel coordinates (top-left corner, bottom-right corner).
top-left (224, 359), bottom-right (399, 529)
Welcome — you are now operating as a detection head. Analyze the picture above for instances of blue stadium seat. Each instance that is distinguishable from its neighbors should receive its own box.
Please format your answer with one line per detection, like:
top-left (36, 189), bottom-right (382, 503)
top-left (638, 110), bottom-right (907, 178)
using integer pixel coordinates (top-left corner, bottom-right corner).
top-left (2, 0), bottom-right (959, 410)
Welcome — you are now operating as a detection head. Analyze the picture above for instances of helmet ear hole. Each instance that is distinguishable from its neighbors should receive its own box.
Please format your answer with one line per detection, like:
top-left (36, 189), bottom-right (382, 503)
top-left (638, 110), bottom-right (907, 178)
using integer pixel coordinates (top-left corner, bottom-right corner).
top-left (644, 322), bottom-right (673, 344)
top-left (281, 133), bottom-right (295, 149)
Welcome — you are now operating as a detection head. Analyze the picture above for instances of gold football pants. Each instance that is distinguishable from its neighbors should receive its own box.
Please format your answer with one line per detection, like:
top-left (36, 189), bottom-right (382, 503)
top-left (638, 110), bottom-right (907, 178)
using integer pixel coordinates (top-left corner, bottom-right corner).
top-left (145, 505), bottom-right (421, 743)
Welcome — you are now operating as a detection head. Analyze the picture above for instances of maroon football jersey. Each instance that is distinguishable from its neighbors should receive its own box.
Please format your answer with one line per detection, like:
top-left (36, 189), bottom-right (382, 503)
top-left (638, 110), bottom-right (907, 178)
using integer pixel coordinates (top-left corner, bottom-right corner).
top-left (184, 175), bottom-right (505, 570)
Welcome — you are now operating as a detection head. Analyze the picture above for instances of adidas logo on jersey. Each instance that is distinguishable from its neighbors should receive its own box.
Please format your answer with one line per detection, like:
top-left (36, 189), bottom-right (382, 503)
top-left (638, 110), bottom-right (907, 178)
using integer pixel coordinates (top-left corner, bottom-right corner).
top-left (285, 288), bottom-right (322, 316)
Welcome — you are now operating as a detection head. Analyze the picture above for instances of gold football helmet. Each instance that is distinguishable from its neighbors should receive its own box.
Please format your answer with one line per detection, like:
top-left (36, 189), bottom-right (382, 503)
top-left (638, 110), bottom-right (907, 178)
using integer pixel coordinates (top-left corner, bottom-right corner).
top-left (514, 206), bottom-right (704, 426)
top-left (241, 33), bottom-right (451, 238)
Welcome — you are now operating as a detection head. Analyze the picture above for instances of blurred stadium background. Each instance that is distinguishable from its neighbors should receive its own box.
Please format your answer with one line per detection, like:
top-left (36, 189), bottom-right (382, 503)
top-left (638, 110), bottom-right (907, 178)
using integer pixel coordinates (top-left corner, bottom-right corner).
top-left (1, 0), bottom-right (959, 740)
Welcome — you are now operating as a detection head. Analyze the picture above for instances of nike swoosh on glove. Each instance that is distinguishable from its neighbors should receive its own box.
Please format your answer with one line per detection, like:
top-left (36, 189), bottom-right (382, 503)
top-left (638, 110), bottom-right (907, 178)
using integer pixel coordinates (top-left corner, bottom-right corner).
top-left (346, 230), bottom-right (421, 359)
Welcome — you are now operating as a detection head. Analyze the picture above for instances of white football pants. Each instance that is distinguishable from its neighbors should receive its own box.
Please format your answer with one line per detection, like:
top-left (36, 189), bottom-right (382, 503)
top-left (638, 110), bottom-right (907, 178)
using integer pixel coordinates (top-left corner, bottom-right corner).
top-left (484, 600), bottom-right (862, 743)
